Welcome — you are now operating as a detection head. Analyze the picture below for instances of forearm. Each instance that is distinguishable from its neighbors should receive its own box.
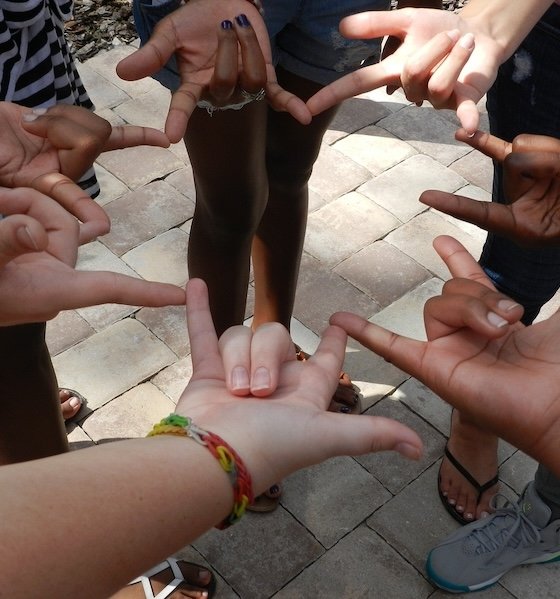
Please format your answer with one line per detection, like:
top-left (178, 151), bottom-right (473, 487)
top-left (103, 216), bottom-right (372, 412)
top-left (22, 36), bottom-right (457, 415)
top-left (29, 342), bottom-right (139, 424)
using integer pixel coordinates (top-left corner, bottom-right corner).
top-left (0, 436), bottom-right (232, 599)
top-left (460, 0), bottom-right (554, 60)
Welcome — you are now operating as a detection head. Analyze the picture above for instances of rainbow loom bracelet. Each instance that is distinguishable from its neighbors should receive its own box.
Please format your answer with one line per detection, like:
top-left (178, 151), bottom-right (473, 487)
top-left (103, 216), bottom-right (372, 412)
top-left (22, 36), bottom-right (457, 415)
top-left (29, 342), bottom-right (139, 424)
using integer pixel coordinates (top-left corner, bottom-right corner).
top-left (147, 414), bottom-right (254, 529)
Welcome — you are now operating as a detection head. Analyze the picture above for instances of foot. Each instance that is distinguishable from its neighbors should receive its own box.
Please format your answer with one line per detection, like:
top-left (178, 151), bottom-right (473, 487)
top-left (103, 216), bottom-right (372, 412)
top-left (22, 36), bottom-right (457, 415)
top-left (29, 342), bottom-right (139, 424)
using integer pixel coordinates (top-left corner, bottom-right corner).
top-left (112, 558), bottom-right (215, 598)
top-left (248, 483), bottom-right (282, 513)
top-left (294, 346), bottom-right (361, 414)
top-left (439, 410), bottom-right (499, 522)
top-left (59, 388), bottom-right (84, 421)
top-left (427, 482), bottom-right (560, 593)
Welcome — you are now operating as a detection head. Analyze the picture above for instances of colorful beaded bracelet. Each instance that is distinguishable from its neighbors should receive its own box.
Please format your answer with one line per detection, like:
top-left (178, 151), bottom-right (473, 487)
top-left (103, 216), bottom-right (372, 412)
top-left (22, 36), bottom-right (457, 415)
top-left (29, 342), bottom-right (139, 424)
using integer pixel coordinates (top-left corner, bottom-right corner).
top-left (147, 414), bottom-right (254, 529)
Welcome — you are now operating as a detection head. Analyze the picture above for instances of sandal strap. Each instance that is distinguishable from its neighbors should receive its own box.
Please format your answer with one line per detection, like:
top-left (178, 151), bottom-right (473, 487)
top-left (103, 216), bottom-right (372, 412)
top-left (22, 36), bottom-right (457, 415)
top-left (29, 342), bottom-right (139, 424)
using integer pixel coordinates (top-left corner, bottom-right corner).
top-left (129, 557), bottom-right (186, 599)
top-left (444, 445), bottom-right (499, 501)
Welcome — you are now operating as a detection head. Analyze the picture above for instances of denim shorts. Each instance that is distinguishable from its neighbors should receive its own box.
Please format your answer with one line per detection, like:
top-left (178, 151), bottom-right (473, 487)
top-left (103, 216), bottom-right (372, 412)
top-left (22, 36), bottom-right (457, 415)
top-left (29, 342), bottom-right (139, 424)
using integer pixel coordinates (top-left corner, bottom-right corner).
top-left (132, 0), bottom-right (389, 90)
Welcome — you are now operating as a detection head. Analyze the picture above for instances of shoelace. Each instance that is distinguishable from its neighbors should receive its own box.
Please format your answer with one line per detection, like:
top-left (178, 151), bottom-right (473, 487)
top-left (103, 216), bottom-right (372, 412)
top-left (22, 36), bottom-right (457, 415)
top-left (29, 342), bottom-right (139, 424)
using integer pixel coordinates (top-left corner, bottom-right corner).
top-left (470, 494), bottom-right (541, 564)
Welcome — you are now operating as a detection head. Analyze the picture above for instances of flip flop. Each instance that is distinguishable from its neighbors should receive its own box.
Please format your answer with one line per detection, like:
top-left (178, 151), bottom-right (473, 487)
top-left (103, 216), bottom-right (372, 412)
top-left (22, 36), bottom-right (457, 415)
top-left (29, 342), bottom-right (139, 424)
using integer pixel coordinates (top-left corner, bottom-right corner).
top-left (127, 557), bottom-right (216, 598)
top-left (294, 345), bottom-right (362, 415)
top-left (438, 444), bottom-right (499, 525)
top-left (248, 483), bottom-right (282, 513)
top-left (60, 388), bottom-right (86, 423)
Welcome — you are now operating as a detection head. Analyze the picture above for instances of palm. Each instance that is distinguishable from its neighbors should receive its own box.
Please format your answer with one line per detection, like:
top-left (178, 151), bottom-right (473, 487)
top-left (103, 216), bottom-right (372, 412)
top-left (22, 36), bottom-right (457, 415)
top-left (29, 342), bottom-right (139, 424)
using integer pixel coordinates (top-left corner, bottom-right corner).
top-left (0, 103), bottom-right (61, 188)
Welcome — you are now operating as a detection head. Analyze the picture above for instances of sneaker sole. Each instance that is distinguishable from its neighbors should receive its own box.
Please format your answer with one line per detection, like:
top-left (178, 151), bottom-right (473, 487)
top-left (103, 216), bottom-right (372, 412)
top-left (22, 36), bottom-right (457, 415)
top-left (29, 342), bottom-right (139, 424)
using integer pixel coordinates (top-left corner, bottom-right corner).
top-left (426, 551), bottom-right (560, 593)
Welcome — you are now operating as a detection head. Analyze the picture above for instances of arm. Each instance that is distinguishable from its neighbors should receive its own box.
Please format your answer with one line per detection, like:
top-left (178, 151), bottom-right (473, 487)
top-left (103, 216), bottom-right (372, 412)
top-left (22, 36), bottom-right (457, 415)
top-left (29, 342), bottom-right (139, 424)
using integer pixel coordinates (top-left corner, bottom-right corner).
top-left (331, 235), bottom-right (560, 476)
top-left (0, 278), bottom-right (422, 598)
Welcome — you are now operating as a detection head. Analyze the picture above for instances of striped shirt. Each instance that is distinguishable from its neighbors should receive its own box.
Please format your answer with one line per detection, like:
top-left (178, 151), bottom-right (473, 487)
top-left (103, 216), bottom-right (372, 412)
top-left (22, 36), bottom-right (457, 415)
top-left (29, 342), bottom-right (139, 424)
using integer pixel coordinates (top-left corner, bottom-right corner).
top-left (0, 0), bottom-right (98, 196)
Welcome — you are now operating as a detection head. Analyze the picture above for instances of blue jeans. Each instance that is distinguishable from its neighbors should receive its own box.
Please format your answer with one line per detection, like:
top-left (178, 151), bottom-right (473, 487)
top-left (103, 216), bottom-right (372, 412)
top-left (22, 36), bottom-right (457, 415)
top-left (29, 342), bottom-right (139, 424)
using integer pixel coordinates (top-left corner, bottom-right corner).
top-left (132, 0), bottom-right (388, 89)
top-left (483, 4), bottom-right (560, 506)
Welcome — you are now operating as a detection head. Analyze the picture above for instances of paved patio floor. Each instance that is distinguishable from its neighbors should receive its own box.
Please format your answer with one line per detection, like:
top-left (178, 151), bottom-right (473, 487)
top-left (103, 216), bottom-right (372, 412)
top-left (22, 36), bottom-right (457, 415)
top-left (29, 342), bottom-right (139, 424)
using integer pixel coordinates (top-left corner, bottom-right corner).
top-left (49, 42), bottom-right (560, 599)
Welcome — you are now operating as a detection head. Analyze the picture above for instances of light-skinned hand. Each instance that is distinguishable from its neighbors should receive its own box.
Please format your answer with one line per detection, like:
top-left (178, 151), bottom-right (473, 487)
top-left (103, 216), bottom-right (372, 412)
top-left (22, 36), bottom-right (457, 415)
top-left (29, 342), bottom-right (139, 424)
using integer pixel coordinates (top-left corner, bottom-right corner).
top-left (175, 278), bottom-right (423, 494)
top-left (0, 186), bottom-right (185, 325)
top-left (307, 8), bottom-right (500, 134)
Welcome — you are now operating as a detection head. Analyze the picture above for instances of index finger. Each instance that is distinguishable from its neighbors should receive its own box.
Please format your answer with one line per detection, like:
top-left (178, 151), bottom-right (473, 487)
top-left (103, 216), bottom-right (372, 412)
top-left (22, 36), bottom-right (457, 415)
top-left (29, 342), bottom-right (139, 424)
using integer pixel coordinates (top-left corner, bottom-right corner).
top-left (307, 60), bottom-right (398, 115)
top-left (455, 129), bottom-right (512, 162)
top-left (185, 278), bottom-right (224, 381)
top-left (432, 235), bottom-right (495, 289)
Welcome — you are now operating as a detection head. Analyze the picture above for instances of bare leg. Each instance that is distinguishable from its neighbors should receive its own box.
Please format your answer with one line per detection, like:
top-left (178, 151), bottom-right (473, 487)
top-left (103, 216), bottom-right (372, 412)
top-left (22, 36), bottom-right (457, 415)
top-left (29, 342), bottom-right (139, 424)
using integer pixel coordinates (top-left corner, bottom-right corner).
top-left (0, 323), bottom-right (68, 465)
top-left (439, 410), bottom-right (499, 522)
top-left (185, 101), bottom-right (268, 336)
top-left (252, 67), bottom-right (340, 329)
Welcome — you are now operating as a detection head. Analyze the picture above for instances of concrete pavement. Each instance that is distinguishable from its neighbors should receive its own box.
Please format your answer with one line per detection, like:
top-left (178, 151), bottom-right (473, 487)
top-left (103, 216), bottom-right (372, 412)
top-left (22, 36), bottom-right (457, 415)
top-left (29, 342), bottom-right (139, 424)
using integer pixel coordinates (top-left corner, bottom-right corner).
top-left (50, 42), bottom-right (560, 598)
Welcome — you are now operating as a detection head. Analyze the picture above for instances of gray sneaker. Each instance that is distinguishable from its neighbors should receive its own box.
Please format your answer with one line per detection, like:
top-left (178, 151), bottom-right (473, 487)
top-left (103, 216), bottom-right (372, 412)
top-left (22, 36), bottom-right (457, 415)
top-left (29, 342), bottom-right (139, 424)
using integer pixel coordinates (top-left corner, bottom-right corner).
top-left (426, 482), bottom-right (560, 593)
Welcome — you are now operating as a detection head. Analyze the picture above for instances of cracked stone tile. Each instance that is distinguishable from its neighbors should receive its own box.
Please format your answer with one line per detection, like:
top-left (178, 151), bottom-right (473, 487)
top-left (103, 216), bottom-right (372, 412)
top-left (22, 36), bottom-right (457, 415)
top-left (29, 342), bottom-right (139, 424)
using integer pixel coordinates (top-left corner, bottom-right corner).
top-left (101, 180), bottom-right (193, 256)
top-left (96, 145), bottom-right (183, 189)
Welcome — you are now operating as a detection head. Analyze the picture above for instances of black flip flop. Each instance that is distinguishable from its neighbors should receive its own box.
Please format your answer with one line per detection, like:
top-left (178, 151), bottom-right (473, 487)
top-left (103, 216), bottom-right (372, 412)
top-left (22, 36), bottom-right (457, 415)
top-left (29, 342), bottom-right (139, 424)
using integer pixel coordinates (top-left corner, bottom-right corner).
top-left (438, 444), bottom-right (499, 525)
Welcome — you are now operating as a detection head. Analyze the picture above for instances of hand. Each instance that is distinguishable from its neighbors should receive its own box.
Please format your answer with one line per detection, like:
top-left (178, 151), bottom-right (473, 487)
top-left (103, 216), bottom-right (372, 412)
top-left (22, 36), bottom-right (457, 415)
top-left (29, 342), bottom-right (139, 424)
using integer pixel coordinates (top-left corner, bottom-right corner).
top-left (420, 130), bottom-right (560, 246)
top-left (0, 187), bottom-right (185, 325)
top-left (0, 102), bottom-right (170, 243)
top-left (116, 1), bottom-right (312, 142)
top-left (331, 235), bottom-right (560, 475)
top-left (174, 278), bottom-right (423, 495)
top-left (307, 8), bottom-right (500, 134)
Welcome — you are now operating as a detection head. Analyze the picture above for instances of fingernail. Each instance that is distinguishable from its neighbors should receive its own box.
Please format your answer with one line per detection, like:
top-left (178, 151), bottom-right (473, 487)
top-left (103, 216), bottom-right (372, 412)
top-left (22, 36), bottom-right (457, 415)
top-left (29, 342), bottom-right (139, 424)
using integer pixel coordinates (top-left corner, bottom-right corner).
top-left (465, 512), bottom-right (474, 520)
top-left (456, 505), bottom-right (464, 513)
top-left (480, 511), bottom-right (490, 519)
top-left (459, 33), bottom-right (475, 51)
top-left (446, 29), bottom-right (461, 42)
top-left (236, 14), bottom-right (250, 27)
top-left (23, 107), bottom-right (47, 122)
top-left (221, 19), bottom-right (233, 29)
top-left (498, 299), bottom-right (520, 312)
top-left (395, 442), bottom-right (421, 460)
top-left (448, 498), bottom-right (456, 506)
top-left (16, 225), bottom-right (39, 250)
top-left (231, 366), bottom-right (249, 391)
top-left (339, 405), bottom-right (351, 414)
top-left (68, 396), bottom-right (81, 409)
top-left (487, 311), bottom-right (508, 328)
top-left (251, 367), bottom-right (270, 391)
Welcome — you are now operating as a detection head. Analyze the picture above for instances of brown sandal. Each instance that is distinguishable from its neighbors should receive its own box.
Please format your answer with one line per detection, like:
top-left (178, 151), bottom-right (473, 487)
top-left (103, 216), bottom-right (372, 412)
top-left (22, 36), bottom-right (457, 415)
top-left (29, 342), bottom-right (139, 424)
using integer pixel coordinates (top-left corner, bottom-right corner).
top-left (294, 345), bottom-right (361, 414)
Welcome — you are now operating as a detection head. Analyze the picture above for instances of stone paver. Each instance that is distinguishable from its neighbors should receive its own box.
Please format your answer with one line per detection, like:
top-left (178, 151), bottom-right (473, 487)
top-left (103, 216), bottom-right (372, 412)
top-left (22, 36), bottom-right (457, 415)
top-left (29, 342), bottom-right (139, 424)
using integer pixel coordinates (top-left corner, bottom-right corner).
top-left (43, 43), bottom-right (560, 599)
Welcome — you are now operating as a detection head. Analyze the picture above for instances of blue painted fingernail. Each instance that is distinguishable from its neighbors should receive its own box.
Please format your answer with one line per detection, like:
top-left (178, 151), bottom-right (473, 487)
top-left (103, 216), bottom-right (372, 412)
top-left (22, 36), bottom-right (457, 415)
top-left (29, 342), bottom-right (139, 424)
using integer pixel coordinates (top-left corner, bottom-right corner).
top-left (221, 19), bottom-right (233, 30)
top-left (236, 14), bottom-right (250, 27)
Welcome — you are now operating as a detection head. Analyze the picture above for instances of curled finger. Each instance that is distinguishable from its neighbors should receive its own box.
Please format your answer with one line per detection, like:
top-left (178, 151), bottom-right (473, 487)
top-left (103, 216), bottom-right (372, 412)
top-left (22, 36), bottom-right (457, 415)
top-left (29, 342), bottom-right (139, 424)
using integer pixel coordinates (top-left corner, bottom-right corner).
top-left (234, 14), bottom-right (266, 94)
top-left (401, 30), bottom-right (461, 104)
top-left (249, 322), bottom-right (294, 397)
top-left (219, 325), bottom-right (254, 396)
top-left (208, 20), bottom-right (239, 105)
